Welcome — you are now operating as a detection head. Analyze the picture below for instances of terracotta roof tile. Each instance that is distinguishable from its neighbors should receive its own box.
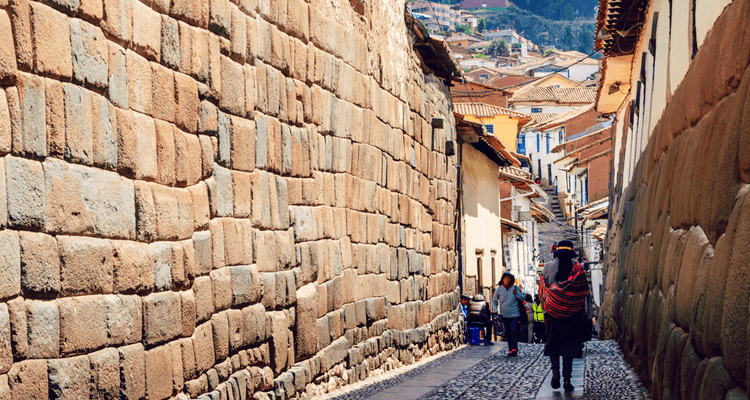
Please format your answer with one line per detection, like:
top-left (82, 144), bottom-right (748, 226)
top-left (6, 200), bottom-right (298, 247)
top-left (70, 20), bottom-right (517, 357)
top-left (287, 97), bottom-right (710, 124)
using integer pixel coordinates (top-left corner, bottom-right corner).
top-left (509, 87), bottom-right (597, 104)
top-left (454, 102), bottom-right (531, 120)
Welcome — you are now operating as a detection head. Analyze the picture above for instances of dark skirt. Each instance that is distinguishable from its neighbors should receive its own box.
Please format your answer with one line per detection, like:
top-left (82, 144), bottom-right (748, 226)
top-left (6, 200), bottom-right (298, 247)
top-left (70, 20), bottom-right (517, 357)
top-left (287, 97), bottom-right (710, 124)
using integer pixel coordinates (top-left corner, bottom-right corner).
top-left (543, 314), bottom-right (587, 358)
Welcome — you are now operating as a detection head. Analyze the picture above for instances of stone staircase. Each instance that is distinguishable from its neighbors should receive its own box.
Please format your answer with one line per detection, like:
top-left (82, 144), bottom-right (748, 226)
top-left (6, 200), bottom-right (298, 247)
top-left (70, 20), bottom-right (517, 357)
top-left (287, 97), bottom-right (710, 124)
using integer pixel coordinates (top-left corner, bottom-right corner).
top-left (542, 186), bottom-right (565, 220)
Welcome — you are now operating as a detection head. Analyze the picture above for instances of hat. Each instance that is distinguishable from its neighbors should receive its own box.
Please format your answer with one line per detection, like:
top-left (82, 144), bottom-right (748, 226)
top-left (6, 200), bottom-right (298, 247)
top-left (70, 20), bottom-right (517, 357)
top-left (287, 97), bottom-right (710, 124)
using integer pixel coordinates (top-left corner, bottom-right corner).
top-left (553, 240), bottom-right (577, 258)
top-left (460, 294), bottom-right (471, 301)
top-left (473, 294), bottom-right (485, 302)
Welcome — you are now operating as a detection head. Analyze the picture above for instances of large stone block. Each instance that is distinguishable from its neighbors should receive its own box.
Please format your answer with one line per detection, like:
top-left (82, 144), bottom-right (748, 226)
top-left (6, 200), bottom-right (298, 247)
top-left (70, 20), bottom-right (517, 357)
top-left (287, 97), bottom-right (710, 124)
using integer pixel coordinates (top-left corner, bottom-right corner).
top-left (91, 94), bottom-right (118, 170)
top-left (58, 295), bottom-right (107, 356)
top-left (269, 311), bottom-right (289, 374)
top-left (88, 348), bottom-right (120, 400)
top-left (0, 231), bottom-right (20, 301)
top-left (0, 11), bottom-right (17, 84)
top-left (126, 50), bottom-right (152, 115)
top-left (242, 303), bottom-right (268, 346)
top-left (30, 3), bottom-right (72, 78)
top-left (229, 265), bottom-right (254, 307)
top-left (151, 64), bottom-right (175, 122)
top-left (132, 0), bottom-right (161, 61)
top-left (175, 72), bottom-right (200, 134)
top-left (70, 19), bottom-right (108, 88)
top-left (210, 267), bottom-right (232, 312)
top-left (8, 360), bottom-right (48, 399)
top-left (107, 44), bottom-right (128, 108)
top-left (44, 159), bottom-right (136, 239)
top-left (143, 291), bottom-right (182, 346)
top-left (112, 241), bottom-right (154, 295)
top-left (145, 344), bottom-right (174, 400)
top-left (48, 355), bottom-right (90, 399)
top-left (295, 283), bottom-right (318, 359)
top-left (0, 305), bottom-right (11, 374)
top-left (193, 321), bottom-right (215, 375)
top-left (6, 156), bottom-right (45, 230)
top-left (119, 343), bottom-right (146, 400)
top-left (211, 312), bottom-right (229, 362)
top-left (104, 294), bottom-right (142, 346)
top-left (58, 235), bottom-right (113, 296)
top-left (193, 276), bottom-right (214, 323)
top-left (161, 16), bottom-right (180, 69)
top-left (26, 299), bottom-right (59, 358)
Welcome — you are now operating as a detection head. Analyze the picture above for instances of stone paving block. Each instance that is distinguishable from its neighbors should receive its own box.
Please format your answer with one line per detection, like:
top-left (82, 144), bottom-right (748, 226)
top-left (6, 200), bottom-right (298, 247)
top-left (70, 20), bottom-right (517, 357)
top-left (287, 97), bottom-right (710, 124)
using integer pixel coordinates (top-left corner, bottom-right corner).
top-left (58, 295), bottom-right (107, 356)
top-left (30, 3), bottom-right (72, 78)
top-left (48, 354), bottom-right (90, 399)
top-left (58, 235), bottom-right (113, 296)
top-left (88, 347), bottom-right (120, 400)
top-left (104, 294), bottom-right (142, 346)
top-left (26, 299), bottom-right (59, 358)
top-left (70, 19), bottom-right (108, 88)
top-left (145, 344), bottom-right (174, 400)
top-left (119, 343), bottom-right (146, 400)
top-left (143, 291), bottom-right (182, 346)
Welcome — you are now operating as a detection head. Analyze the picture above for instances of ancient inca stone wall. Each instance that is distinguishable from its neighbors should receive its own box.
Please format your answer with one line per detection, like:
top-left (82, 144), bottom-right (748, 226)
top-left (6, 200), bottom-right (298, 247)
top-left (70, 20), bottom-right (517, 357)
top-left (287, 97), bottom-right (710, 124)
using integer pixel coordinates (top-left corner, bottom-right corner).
top-left (601, 0), bottom-right (750, 398)
top-left (0, 0), bottom-right (463, 398)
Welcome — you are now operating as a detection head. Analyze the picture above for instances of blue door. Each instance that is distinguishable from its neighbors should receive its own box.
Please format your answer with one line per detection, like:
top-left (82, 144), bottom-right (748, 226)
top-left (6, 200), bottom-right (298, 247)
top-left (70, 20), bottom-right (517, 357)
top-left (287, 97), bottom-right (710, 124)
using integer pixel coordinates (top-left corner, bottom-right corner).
top-left (517, 134), bottom-right (526, 154)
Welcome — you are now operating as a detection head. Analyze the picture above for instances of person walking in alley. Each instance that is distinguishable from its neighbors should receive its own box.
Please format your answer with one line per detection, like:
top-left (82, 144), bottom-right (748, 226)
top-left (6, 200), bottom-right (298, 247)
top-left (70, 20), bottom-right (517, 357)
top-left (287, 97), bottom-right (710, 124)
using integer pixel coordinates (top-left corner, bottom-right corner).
top-left (466, 294), bottom-right (494, 345)
top-left (532, 295), bottom-right (546, 343)
top-left (524, 293), bottom-right (535, 343)
top-left (493, 272), bottom-right (525, 356)
top-left (540, 240), bottom-right (593, 393)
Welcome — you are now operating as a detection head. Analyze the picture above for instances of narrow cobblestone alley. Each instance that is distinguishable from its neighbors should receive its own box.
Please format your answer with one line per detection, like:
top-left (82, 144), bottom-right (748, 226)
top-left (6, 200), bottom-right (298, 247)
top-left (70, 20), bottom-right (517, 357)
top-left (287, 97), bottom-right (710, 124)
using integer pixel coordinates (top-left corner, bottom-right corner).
top-left (325, 341), bottom-right (648, 400)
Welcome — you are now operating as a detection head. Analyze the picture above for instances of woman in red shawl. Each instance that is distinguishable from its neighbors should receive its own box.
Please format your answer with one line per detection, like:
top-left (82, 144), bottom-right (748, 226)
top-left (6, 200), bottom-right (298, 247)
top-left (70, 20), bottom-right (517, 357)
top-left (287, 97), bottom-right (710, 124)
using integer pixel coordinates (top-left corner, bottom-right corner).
top-left (539, 240), bottom-right (593, 393)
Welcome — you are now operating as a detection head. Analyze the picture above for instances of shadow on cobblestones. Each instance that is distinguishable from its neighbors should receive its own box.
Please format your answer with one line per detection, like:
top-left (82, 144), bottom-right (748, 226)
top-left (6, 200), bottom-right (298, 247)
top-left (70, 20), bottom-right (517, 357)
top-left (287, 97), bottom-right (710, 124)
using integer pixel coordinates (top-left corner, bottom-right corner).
top-left (583, 341), bottom-right (650, 400)
top-left (418, 343), bottom-right (548, 399)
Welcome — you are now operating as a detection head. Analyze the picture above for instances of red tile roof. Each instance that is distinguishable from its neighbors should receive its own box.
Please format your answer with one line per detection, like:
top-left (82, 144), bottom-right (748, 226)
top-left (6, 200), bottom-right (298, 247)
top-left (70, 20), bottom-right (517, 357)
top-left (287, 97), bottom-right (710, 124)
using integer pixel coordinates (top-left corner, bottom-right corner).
top-left (510, 87), bottom-right (597, 104)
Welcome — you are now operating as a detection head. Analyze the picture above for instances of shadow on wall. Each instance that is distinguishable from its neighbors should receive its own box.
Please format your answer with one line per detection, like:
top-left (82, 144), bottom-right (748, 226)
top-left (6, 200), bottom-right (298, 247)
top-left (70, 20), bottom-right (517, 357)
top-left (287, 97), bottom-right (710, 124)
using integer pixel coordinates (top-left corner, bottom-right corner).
top-left (601, 0), bottom-right (750, 398)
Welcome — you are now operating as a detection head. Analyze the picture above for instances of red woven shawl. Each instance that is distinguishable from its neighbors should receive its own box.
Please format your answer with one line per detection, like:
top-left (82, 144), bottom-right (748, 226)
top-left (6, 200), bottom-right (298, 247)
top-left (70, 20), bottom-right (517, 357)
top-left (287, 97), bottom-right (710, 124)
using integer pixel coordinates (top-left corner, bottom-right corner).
top-left (540, 263), bottom-right (588, 320)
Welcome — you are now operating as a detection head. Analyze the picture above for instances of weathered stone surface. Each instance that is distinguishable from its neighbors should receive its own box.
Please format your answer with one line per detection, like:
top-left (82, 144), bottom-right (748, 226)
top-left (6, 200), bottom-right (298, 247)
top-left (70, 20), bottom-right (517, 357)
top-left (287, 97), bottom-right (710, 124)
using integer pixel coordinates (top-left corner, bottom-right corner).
top-left (44, 159), bottom-right (136, 238)
top-left (6, 156), bottom-right (45, 230)
top-left (88, 347), bottom-right (120, 400)
top-left (58, 236), bottom-right (113, 296)
top-left (70, 19), bottom-right (108, 88)
top-left (143, 292), bottom-right (182, 346)
top-left (104, 294), bottom-right (142, 346)
top-left (26, 299), bottom-right (59, 358)
top-left (119, 343), bottom-right (146, 400)
top-left (0, 305), bottom-right (11, 374)
top-left (8, 360), bottom-right (48, 399)
top-left (58, 295), bottom-right (107, 355)
top-left (295, 283), bottom-right (318, 359)
top-left (145, 344), bottom-right (174, 400)
top-left (0, 231), bottom-right (20, 301)
top-left (30, 3), bottom-right (72, 78)
top-left (48, 355), bottom-right (90, 399)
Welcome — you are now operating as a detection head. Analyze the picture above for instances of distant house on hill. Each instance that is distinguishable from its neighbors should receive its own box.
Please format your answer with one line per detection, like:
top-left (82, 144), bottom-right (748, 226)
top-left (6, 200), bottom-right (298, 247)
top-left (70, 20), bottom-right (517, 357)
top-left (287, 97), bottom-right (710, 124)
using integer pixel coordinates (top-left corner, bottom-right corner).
top-left (446, 33), bottom-right (484, 48)
top-left (451, 80), bottom-right (512, 108)
top-left (465, 66), bottom-right (503, 82)
top-left (460, 0), bottom-right (511, 9)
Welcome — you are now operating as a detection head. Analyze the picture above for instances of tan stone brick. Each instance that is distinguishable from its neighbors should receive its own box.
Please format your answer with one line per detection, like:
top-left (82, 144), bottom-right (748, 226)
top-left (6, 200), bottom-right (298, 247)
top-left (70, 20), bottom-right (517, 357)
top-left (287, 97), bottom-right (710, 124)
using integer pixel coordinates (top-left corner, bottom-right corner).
top-left (207, 33), bottom-right (221, 97)
top-left (58, 295), bottom-right (107, 356)
top-left (169, 242), bottom-right (188, 289)
top-left (30, 3), bottom-right (72, 78)
top-left (88, 348), bottom-right (119, 400)
top-left (62, 83), bottom-right (93, 165)
top-left (44, 78), bottom-right (64, 157)
top-left (210, 267), bottom-right (232, 312)
top-left (132, 0), bottom-right (161, 61)
top-left (155, 121), bottom-right (176, 186)
top-left (181, 237), bottom-right (197, 282)
top-left (176, 187), bottom-right (195, 240)
top-left (231, 115), bottom-right (255, 172)
top-left (179, 338), bottom-right (197, 382)
top-left (211, 311), bottom-right (229, 362)
top-left (145, 345), bottom-right (174, 400)
top-left (126, 50), bottom-right (152, 115)
top-left (193, 275), bottom-right (213, 323)
top-left (102, 0), bottom-right (132, 42)
top-left (175, 72), bottom-right (200, 133)
top-left (188, 182), bottom-right (210, 231)
top-left (192, 321), bottom-right (215, 375)
top-left (187, 26), bottom-right (209, 82)
top-left (0, 11), bottom-right (16, 84)
top-left (19, 231), bottom-right (59, 297)
top-left (143, 291), bottom-right (182, 346)
top-left (119, 343), bottom-right (146, 400)
top-left (151, 64), bottom-right (175, 122)
top-left (9, 74), bottom-right (47, 158)
top-left (181, 289), bottom-right (196, 337)
top-left (199, 134), bottom-right (214, 179)
top-left (8, 360), bottom-right (48, 400)
top-left (232, 171), bottom-right (251, 218)
top-left (91, 94), bottom-right (118, 170)
top-left (58, 236), bottom-right (113, 296)
top-left (112, 240), bottom-right (154, 294)
top-left (152, 184), bottom-right (179, 241)
top-left (26, 299), bottom-right (59, 358)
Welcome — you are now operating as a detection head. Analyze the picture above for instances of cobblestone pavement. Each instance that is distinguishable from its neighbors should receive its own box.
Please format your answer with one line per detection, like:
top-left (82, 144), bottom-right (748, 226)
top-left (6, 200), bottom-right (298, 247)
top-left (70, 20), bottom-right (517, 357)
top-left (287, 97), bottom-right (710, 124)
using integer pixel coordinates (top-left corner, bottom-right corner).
top-left (327, 340), bottom-right (650, 400)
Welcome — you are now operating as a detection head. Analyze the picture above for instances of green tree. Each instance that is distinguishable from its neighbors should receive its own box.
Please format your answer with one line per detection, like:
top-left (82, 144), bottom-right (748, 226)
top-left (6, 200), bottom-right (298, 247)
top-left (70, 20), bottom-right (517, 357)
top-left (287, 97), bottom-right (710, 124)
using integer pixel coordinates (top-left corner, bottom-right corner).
top-left (477, 18), bottom-right (486, 33)
top-left (563, 3), bottom-right (574, 20)
top-left (487, 39), bottom-right (510, 57)
top-left (455, 24), bottom-right (471, 34)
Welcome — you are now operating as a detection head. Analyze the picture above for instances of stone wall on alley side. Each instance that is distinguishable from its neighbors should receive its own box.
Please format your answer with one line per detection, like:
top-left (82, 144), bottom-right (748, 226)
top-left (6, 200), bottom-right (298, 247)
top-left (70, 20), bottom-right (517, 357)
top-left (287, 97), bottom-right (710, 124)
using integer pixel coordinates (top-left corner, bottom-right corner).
top-left (0, 0), bottom-right (463, 398)
top-left (601, 0), bottom-right (750, 398)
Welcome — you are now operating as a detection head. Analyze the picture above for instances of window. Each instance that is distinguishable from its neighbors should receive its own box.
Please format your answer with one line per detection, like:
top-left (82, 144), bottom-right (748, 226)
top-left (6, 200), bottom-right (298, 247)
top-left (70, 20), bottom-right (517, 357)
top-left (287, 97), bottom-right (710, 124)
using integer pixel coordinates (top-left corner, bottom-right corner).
top-left (531, 107), bottom-right (542, 113)
top-left (517, 135), bottom-right (526, 154)
top-left (546, 133), bottom-right (550, 154)
top-left (476, 257), bottom-right (483, 293)
top-left (536, 134), bottom-right (540, 152)
top-left (558, 130), bottom-right (563, 143)
top-left (480, 74), bottom-right (489, 80)
top-left (484, 124), bottom-right (494, 134)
